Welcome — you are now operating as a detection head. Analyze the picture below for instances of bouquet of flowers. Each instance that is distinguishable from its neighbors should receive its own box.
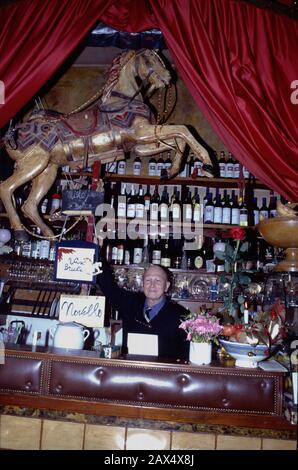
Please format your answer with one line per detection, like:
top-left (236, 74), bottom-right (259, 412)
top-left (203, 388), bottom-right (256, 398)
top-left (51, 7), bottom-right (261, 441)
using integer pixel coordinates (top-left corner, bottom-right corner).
top-left (180, 312), bottom-right (223, 344)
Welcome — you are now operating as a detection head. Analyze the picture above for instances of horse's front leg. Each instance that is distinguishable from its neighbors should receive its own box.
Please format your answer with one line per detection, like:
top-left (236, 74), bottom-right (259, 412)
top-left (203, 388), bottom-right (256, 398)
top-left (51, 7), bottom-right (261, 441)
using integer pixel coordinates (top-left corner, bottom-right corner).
top-left (0, 147), bottom-right (50, 240)
top-left (134, 124), bottom-right (213, 178)
top-left (22, 162), bottom-right (59, 238)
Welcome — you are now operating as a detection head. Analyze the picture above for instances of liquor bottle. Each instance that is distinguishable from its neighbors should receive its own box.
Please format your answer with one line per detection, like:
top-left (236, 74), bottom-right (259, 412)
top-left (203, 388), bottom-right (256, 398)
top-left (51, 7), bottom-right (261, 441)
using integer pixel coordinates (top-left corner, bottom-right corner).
top-left (259, 197), bottom-right (269, 221)
top-left (148, 156), bottom-right (157, 176)
top-left (204, 237), bottom-right (216, 272)
top-left (135, 186), bottom-right (145, 219)
top-left (218, 151), bottom-right (226, 178)
top-left (144, 185), bottom-right (151, 214)
top-left (142, 235), bottom-right (150, 264)
top-left (50, 192), bottom-right (61, 213)
top-left (126, 186), bottom-right (136, 219)
top-left (193, 156), bottom-right (203, 177)
top-left (239, 196), bottom-right (248, 226)
top-left (160, 238), bottom-right (171, 268)
top-left (268, 194), bottom-right (277, 218)
top-left (172, 190), bottom-right (181, 222)
top-left (40, 198), bottom-right (49, 215)
top-left (222, 190), bottom-right (231, 225)
top-left (116, 242), bottom-right (124, 265)
top-left (151, 236), bottom-right (162, 265)
top-left (156, 155), bottom-right (165, 177)
top-left (192, 188), bottom-right (201, 223)
top-left (202, 187), bottom-right (210, 221)
top-left (133, 238), bottom-right (143, 264)
top-left (160, 186), bottom-right (169, 221)
top-left (133, 155), bottom-right (142, 176)
top-left (188, 153), bottom-right (194, 177)
top-left (124, 239), bottom-right (131, 265)
top-left (243, 165), bottom-right (250, 179)
top-left (193, 236), bottom-right (205, 270)
top-left (164, 152), bottom-right (172, 173)
top-left (226, 152), bottom-right (234, 178)
top-left (213, 189), bottom-right (223, 224)
top-left (253, 197), bottom-right (260, 225)
top-left (117, 184), bottom-right (127, 218)
top-left (184, 189), bottom-right (193, 223)
top-left (150, 185), bottom-right (160, 222)
top-left (106, 161), bottom-right (117, 174)
top-left (233, 158), bottom-right (240, 179)
top-left (117, 159), bottom-right (126, 175)
top-left (231, 194), bottom-right (240, 225)
top-left (204, 193), bottom-right (214, 224)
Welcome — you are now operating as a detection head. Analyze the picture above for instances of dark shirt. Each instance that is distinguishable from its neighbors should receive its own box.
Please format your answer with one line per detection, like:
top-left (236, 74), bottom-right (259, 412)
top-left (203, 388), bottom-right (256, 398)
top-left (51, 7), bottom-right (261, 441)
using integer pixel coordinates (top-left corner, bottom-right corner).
top-left (97, 265), bottom-right (189, 361)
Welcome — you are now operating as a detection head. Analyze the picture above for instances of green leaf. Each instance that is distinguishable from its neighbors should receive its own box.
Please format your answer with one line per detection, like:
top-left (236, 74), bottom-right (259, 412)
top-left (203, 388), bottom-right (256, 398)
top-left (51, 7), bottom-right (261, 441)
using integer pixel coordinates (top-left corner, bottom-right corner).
top-left (239, 241), bottom-right (249, 252)
top-left (224, 261), bottom-right (231, 273)
top-left (225, 244), bottom-right (234, 259)
top-left (214, 250), bottom-right (226, 260)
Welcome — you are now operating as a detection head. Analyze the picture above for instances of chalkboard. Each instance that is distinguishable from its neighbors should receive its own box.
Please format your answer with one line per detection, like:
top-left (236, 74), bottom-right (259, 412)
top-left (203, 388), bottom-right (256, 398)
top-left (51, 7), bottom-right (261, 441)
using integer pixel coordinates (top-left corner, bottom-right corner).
top-left (61, 190), bottom-right (104, 215)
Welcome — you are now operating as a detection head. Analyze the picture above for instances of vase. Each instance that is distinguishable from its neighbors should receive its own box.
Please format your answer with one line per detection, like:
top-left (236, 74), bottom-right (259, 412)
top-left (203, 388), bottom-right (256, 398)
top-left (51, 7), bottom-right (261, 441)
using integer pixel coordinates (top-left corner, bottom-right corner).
top-left (189, 341), bottom-right (212, 365)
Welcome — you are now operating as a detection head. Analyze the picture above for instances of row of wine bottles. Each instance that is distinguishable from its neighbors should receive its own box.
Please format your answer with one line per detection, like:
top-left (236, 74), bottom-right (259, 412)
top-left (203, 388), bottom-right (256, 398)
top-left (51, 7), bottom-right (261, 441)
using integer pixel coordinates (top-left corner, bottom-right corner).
top-left (103, 235), bottom-right (277, 272)
top-left (104, 182), bottom-right (278, 226)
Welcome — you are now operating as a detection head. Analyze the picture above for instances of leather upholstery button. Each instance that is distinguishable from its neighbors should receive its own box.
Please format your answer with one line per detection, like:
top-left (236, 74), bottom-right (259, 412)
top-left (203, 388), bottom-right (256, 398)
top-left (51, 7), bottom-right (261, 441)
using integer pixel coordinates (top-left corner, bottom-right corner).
top-left (261, 381), bottom-right (267, 388)
top-left (25, 381), bottom-right (32, 390)
top-left (55, 384), bottom-right (63, 393)
top-left (179, 374), bottom-right (189, 385)
top-left (138, 392), bottom-right (145, 400)
top-left (222, 398), bottom-right (230, 406)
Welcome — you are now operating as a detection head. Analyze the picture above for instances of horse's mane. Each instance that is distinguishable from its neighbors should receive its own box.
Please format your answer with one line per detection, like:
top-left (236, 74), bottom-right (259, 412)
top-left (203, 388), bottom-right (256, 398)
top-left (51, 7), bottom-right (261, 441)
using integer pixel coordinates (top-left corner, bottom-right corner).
top-left (100, 50), bottom-right (137, 102)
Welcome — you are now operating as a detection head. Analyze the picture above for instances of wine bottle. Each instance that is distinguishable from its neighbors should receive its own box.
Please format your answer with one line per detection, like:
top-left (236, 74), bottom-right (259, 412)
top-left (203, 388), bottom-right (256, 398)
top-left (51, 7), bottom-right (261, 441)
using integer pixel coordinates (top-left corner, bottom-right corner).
top-left (127, 186), bottom-right (136, 219)
top-left (160, 186), bottom-right (169, 221)
top-left (233, 158), bottom-right (240, 179)
top-left (192, 188), bottom-right (201, 223)
top-left (268, 194), bottom-right (277, 218)
top-left (222, 190), bottom-right (231, 225)
top-left (172, 190), bottom-right (181, 222)
top-left (213, 189), bottom-right (223, 224)
top-left (117, 159), bottom-right (126, 175)
top-left (204, 193), bottom-right (214, 224)
top-left (253, 197), bottom-right (260, 225)
top-left (117, 184), bottom-right (127, 218)
top-left (184, 189), bottom-right (193, 223)
top-left (133, 155), bottom-right (142, 176)
top-left (156, 155), bottom-right (165, 177)
top-left (239, 196), bottom-right (248, 226)
top-left (259, 197), bottom-right (269, 221)
top-left (160, 238), bottom-right (171, 267)
top-left (133, 239), bottom-right (143, 264)
top-left (164, 152), bottom-right (172, 173)
top-left (193, 156), bottom-right (202, 177)
top-left (135, 186), bottom-right (145, 219)
top-left (148, 156), bottom-right (157, 176)
top-left (226, 152), bottom-right (234, 178)
top-left (151, 236), bottom-right (162, 265)
top-left (231, 193), bottom-right (240, 225)
top-left (218, 151), bottom-right (226, 178)
top-left (150, 185), bottom-right (160, 222)
top-left (144, 185), bottom-right (151, 214)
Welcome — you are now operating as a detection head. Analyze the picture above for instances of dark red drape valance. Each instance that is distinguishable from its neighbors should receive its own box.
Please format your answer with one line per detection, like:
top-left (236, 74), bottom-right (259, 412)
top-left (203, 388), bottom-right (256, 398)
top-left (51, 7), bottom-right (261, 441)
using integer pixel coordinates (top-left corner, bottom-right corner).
top-left (0, 0), bottom-right (297, 200)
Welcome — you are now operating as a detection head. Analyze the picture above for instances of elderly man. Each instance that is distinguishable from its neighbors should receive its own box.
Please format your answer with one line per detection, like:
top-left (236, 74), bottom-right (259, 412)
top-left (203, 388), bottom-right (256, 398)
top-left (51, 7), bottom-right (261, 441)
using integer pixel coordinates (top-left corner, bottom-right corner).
top-left (97, 264), bottom-right (189, 361)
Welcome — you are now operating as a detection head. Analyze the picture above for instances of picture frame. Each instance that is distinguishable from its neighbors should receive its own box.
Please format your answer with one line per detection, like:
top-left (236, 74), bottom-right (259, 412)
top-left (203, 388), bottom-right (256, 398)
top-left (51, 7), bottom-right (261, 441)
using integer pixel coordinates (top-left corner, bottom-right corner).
top-left (54, 240), bottom-right (99, 284)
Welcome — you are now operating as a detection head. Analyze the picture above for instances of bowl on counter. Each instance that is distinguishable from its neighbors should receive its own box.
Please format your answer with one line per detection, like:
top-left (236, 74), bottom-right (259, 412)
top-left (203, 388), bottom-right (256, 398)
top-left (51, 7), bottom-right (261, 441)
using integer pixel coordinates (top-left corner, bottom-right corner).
top-left (219, 338), bottom-right (272, 368)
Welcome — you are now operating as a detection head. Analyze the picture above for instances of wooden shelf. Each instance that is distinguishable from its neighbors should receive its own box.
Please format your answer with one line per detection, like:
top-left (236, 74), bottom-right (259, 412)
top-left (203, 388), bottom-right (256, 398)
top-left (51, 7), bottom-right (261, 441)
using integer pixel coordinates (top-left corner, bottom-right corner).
top-left (104, 174), bottom-right (270, 190)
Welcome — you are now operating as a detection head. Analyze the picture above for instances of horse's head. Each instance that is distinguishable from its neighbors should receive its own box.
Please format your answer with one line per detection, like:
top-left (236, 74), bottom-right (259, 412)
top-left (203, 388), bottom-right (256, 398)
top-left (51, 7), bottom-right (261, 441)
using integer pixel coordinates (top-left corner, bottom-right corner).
top-left (135, 49), bottom-right (171, 97)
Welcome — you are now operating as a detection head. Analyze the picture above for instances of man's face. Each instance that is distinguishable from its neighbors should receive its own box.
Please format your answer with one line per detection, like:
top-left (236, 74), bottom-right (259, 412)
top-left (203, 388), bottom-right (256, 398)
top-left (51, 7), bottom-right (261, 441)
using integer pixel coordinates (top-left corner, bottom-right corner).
top-left (143, 266), bottom-right (170, 305)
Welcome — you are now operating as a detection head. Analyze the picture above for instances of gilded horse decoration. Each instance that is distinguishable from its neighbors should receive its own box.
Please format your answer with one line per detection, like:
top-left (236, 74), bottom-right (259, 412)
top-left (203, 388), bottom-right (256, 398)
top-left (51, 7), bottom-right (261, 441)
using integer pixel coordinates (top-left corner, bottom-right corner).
top-left (0, 49), bottom-right (213, 240)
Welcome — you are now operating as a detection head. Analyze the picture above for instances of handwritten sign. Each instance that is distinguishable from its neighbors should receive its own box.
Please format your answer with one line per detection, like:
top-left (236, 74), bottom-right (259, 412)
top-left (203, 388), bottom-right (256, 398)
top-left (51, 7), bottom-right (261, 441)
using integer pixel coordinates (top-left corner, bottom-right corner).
top-left (54, 241), bottom-right (98, 284)
top-left (59, 295), bottom-right (105, 328)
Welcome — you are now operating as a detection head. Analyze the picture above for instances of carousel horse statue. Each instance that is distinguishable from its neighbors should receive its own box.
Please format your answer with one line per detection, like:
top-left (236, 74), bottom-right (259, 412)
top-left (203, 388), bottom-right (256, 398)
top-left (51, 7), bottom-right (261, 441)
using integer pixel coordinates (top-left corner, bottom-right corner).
top-left (0, 49), bottom-right (213, 240)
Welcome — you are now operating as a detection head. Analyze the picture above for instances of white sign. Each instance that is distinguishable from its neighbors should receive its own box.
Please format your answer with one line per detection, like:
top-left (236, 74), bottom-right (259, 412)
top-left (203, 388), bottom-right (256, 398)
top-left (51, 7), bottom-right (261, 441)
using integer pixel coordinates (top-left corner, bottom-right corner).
top-left (127, 333), bottom-right (158, 356)
top-left (56, 245), bottom-right (97, 283)
top-left (59, 295), bottom-right (105, 328)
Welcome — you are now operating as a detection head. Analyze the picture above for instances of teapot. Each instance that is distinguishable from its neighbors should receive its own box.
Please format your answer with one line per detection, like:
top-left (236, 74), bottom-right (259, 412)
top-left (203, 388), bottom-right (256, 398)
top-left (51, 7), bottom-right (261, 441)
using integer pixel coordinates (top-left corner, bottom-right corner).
top-left (50, 322), bottom-right (90, 349)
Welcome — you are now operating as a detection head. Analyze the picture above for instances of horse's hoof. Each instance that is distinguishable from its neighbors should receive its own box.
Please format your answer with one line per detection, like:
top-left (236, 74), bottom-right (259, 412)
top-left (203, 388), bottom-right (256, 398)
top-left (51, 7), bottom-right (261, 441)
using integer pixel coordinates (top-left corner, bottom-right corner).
top-left (13, 229), bottom-right (29, 242)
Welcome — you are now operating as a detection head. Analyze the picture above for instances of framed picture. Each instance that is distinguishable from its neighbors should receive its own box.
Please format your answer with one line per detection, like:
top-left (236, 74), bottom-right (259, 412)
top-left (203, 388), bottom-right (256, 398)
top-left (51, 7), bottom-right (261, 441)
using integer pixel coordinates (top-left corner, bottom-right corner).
top-left (54, 240), bottom-right (99, 284)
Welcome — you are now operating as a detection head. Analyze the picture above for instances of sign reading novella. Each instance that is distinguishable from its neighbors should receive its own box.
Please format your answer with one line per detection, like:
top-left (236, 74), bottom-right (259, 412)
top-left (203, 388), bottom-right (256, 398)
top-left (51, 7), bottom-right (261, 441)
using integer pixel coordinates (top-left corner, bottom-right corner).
top-left (54, 241), bottom-right (98, 284)
top-left (59, 295), bottom-right (105, 328)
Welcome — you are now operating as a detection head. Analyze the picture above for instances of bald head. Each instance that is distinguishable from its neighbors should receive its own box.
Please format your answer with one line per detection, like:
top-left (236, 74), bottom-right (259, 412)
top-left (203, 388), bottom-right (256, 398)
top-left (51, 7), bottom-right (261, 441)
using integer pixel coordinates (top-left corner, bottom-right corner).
top-left (143, 265), bottom-right (171, 307)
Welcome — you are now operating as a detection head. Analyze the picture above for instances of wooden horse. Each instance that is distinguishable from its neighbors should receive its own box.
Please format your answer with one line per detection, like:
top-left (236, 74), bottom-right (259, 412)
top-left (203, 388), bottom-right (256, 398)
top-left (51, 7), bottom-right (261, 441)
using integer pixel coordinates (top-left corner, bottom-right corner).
top-left (0, 49), bottom-right (213, 240)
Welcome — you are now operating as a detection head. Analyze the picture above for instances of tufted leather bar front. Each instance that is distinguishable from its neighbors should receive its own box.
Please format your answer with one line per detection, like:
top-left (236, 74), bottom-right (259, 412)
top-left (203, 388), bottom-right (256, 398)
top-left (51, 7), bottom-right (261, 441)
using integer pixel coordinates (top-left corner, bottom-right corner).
top-left (0, 347), bottom-right (284, 419)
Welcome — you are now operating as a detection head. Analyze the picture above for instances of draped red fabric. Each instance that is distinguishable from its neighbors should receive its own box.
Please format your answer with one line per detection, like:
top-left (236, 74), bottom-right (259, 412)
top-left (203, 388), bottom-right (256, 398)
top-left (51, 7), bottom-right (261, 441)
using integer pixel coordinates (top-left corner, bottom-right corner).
top-left (102, 0), bottom-right (298, 200)
top-left (0, 0), bottom-right (115, 129)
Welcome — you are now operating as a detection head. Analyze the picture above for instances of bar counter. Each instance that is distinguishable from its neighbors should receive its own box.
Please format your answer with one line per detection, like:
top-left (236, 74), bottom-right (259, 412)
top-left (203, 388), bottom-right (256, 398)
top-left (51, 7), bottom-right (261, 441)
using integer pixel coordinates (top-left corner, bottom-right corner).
top-left (0, 345), bottom-right (296, 450)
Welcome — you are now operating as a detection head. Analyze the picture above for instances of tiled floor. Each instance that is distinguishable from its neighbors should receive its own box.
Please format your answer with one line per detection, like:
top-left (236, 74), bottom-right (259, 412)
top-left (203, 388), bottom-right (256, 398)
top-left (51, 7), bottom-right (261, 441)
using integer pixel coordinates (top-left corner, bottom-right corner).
top-left (0, 415), bottom-right (296, 450)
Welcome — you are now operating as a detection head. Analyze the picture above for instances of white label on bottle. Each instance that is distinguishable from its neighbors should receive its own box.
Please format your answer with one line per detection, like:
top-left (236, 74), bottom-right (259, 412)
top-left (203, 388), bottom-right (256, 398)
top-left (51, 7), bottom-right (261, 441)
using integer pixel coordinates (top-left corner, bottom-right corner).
top-left (231, 208), bottom-right (240, 225)
top-left (117, 247), bottom-right (124, 263)
top-left (136, 204), bottom-right (144, 219)
top-left (260, 210), bottom-right (269, 220)
top-left (226, 164), bottom-right (234, 178)
top-left (219, 163), bottom-right (226, 178)
top-left (144, 198), bottom-right (150, 211)
top-left (117, 161), bottom-right (126, 174)
top-left (194, 161), bottom-right (203, 176)
top-left (213, 207), bottom-right (223, 224)
top-left (133, 162), bottom-right (141, 176)
top-left (117, 201), bottom-right (126, 218)
top-left (124, 250), bottom-right (130, 265)
top-left (204, 206), bottom-right (214, 223)
top-left (243, 167), bottom-right (250, 178)
top-left (193, 205), bottom-right (201, 222)
top-left (148, 163), bottom-right (156, 176)
top-left (150, 203), bottom-right (159, 221)
top-left (185, 205), bottom-right (192, 221)
top-left (254, 210), bottom-right (259, 225)
top-left (234, 163), bottom-right (240, 178)
top-left (172, 204), bottom-right (181, 220)
top-left (39, 240), bottom-right (50, 259)
top-left (133, 248), bottom-right (143, 264)
top-left (127, 204), bottom-right (135, 218)
top-left (161, 258), bottom-right (171, 267)
top-left (222, 207), bottom-right (231, 224)
top-left (160, 204), bottom-right (168, 219)
top-left (107, 162), bottom-right (117, 173)
top-left (112, 246), bottom-right (118, 262)
top-left (152, 250), bottom-right (161, 264)
top-left (194, 256), bottom-right (203, 269)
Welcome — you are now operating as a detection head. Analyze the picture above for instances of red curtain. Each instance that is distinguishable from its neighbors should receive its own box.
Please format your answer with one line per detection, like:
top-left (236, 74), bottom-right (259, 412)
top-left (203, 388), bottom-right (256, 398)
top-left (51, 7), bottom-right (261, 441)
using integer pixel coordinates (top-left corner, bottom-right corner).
top-left (1, 0), bottom-right (297, 200)
top-left (102, 0), bottom-right (298, 200)
top-left (0, 0), bottom-right (115, 129)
